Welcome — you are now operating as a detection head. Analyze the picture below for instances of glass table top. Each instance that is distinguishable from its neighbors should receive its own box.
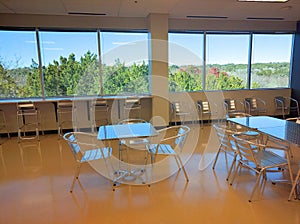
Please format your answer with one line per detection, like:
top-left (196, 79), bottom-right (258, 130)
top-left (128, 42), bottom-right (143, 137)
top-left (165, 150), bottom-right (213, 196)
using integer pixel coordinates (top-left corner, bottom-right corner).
top-left (228, 116), bottom-right (300, 146)
top-left (97, 123), bottom-right (158, 140)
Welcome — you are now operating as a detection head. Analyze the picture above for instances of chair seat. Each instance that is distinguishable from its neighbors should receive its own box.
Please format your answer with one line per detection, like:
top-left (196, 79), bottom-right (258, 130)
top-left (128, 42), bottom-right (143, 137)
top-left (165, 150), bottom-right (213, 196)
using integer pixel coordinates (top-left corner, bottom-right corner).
top-left (81, 147), bottom-right (112, 162)
top-left (254, 150), bottom-right (287, 168)
top-left (148, 144), bottom-right (176, 155)
top-left (120, 138), bottom-right (149, 150)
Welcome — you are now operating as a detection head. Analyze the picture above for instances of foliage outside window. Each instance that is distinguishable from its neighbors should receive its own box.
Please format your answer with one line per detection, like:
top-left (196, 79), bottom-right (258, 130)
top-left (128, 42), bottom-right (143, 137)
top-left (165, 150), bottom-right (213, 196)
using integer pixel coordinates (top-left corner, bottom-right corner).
top-left (101, 32), bottom-right (149, 95)
top-left (39, 31), bottom-right (100, 97)
top-left (0, 29), bottom-right (294, 99)
top-left (169, 32), bottom-right (293, 92)
top-left (206, 34), bottom-right (249, 90)
top-left (0, 30), bottom-right (41, 98)
top-left (0, 29), bottom-right (150, 99)
top-left (169, 33), bottom-right (203, 92)
top-left (251, 34), bottom-right (292, 89)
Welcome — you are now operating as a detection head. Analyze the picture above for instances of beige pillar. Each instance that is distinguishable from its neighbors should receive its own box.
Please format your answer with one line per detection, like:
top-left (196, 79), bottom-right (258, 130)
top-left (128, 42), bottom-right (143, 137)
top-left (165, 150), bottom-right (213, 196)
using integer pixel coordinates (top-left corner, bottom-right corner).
top-left (148, 13), bottom-right (169, 127)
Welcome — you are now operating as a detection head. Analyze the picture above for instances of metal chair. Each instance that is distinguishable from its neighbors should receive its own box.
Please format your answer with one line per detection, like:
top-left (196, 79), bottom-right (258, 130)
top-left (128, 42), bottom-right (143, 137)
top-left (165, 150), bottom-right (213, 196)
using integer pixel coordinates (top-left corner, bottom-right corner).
top-left (63, 132), bottom-right (113, 192)
top-left (224, 99), bottom-right (244, 117)
top-left (117, 119), bottom-right (149, 163)
top-left (0, 109), bottom-right (10, 139)
top-left (230, 132), bottom-right (293, 202)
top-left (288, 169), bottom-right (300, 201)
top-left (286, 117), bottom-right (300, 124)
top-left (57, 100), bottom-right (73, 136)
top-left (244, 97), bottom-right (267, 116)
top-left (147, 125), bottom-right (190, 182)
top-left (171, 101), bottom-right (193, 125)
top-left (90, 99), bottom-right (109, 131)
top-left (274, 96), bottom-right (300, 118)
top-left (212, 123), bottom-right (260, 181)
top-left (212, 123), bottom-right (239, 181)
top-left (124, 97), bottom-right (141, 119)
top-left (16, 102), bottom-right (42, 142)
top-left (197, 100), bottom-right (212, 127)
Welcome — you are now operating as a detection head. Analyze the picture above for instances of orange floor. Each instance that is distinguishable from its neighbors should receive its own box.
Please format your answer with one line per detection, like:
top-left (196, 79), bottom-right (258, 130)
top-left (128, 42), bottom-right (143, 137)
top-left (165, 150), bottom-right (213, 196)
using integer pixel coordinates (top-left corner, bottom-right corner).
top-left (0, 124), bottom-right (299, 224)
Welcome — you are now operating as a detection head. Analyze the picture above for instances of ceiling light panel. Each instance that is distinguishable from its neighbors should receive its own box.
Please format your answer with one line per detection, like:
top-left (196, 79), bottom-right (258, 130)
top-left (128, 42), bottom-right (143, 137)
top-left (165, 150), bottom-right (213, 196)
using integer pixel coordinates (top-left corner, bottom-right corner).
top-left (238, 0), bottom-right (289, 2)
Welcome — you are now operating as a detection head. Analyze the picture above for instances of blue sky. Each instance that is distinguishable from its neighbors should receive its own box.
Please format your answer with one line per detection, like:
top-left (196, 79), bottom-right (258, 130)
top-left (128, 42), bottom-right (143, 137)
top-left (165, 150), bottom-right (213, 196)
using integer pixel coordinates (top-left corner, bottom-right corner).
top-left (0, 30), bottom-right (293, 69)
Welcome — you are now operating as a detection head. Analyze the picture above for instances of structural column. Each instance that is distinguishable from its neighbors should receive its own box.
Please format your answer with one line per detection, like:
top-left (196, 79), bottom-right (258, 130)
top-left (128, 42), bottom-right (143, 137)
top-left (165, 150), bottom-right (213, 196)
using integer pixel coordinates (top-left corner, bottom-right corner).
top-left (148, 13), bottom-right (169, 127)
top-left (291, 21), bottom-right (300, 102)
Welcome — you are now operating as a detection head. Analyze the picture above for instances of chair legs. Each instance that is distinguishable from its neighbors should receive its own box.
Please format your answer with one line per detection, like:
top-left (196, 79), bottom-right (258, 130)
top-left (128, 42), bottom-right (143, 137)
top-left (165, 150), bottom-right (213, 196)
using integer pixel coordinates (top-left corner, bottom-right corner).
top-left (226, 153), bottom-right (238, 181)
top-left (249, 171), bottom-right (264, 202)
top-left (70, 163), bottom-right (82, 193)
top-left (212, 146), bottom-right (222, 170)
top-left (288, 170), bottom-right (300, 201)
top-left (175, 155), bottom-right (189, 182)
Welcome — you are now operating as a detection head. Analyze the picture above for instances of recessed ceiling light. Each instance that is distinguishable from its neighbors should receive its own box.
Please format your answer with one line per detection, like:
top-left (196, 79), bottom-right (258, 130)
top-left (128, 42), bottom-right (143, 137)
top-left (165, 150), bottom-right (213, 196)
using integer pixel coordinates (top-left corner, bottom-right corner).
top-left (238, 0), bottom-right (289, 2)
top-left (68, 12), bottom-right (106, 16)
top-left (246, 17), bottom-right (284, 20)
top-left (187, 15), bottom-right (228, 19)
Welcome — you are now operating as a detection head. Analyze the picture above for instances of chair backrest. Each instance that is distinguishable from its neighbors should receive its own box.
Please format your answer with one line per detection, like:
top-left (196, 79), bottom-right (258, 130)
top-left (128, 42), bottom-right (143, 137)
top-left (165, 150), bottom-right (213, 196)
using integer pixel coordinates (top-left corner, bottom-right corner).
top-left (58, 100), bottom-right (73, 108)
top-left (124, 98), bottom-right (141, 110)
top-left (224, 99), bottom-right (237, 112)
top-left (154, 126), bottom-right (190, 152)
top-left (92, 99), bottom-right (109, 112)
top-left (245, 98), bottom-right (257, 109)
top-left (197, 100), bottom-right (210, 112)
top-left (275, 96), bottom-right (286, 109)
top-left (213, 123), bottom-right (236, 152)
top-left (57, 100), bottom-right (73, 113)
top-left (63, 132), bottom-right (82, 162)
top-left (175, 126), bottom-right (190, 149)
top-left (172, 102), bottom-right (182, 113)
top-left (118, 118), bottom-right (147, 124)
top-left (232, 133), bottom-right (257, 164)
top-left (17, 102), bottom-right (37, 114)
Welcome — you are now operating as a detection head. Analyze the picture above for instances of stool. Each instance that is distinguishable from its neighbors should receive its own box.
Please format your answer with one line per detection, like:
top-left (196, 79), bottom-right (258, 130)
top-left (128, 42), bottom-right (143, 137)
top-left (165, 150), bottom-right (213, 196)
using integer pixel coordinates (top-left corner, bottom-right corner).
top-left (17, 102), bottom-right (41, 142)
top-left (57, 100), bottom-right (73, 136)
top-left (0, 109), bottom-right (10, 139)
top-left (124, 97), bottom-right (141, 119)
top-left (90, 99), bottom-right (109, 131)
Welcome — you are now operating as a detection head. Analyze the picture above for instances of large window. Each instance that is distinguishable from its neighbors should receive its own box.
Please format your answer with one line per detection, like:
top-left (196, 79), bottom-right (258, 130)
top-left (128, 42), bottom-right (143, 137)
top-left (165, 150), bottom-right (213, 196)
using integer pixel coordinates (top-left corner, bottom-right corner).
top-left (168, 33), bottom-right (203, 92)
top-left (169, 31), bottom-right (293, 92)
top-left (251, 34), bottom-right (292, 88)
top-left (206, 34), bottom-right (249, 90)
top-left (39, 31), bottom-right (99, 97)
top-left (0, 29), bottom-right (150, 99)
top-left (0, 29), bottom-right (41, 98)
top-left (0, 28), bottom-right (295, 99)
top-left (101, 31), bottom-right (149, 95)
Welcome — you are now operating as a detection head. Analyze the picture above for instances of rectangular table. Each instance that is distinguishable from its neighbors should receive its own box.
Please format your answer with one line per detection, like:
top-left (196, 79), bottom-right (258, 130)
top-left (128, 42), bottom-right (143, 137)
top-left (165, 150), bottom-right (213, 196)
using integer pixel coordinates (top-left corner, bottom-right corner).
top-left (227, 116), bottom-right (300, 146)
top-left (97, 122), bottom-right (159, 185)
top-left (228, 116), bottom-right (300, 199)
top-left (98, 122), bottom-right (158, 141)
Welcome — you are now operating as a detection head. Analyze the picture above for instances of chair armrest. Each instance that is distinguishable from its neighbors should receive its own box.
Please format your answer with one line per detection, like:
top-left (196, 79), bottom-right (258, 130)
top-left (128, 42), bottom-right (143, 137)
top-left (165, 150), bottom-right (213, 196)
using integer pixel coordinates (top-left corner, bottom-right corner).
top-left (257, 98), bottom-right (266, 106)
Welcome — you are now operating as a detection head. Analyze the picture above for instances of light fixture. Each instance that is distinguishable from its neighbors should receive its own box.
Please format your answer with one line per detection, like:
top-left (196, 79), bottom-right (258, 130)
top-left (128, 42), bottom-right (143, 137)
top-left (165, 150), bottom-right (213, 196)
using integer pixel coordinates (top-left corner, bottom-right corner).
top-left (187, 15), bottom-right (228, 19)
top-left (238, 0), bottom-right (289, 2)
top-left (68, 12), bottom-right (106, 16)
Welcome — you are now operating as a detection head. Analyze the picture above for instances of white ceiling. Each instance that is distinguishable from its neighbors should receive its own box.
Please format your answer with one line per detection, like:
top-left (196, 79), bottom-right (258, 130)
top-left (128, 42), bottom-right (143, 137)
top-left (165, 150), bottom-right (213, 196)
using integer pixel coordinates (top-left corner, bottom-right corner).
top-left (0, 0), bottom-right (299, 21)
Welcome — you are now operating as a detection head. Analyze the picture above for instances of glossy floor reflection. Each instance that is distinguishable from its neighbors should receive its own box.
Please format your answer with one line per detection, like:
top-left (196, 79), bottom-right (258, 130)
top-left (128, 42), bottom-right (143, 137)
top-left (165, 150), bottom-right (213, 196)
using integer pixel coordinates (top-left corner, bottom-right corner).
top-left (0, 124), bottom-right (299, 224)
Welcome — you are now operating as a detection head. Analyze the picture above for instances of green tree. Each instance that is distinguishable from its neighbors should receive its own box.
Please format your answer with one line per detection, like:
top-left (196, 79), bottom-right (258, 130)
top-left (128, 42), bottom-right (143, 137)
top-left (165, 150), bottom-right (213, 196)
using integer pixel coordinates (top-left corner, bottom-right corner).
top-left (0, 63), bottom-right (18, 97)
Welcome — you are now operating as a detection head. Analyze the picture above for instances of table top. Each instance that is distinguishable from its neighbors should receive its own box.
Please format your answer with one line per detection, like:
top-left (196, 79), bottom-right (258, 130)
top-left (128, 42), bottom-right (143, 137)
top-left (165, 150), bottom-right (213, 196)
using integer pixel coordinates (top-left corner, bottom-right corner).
top-left (97, 123), bottom-right (158, 140)
top-left (228, 116), bottom-right (300, 145)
